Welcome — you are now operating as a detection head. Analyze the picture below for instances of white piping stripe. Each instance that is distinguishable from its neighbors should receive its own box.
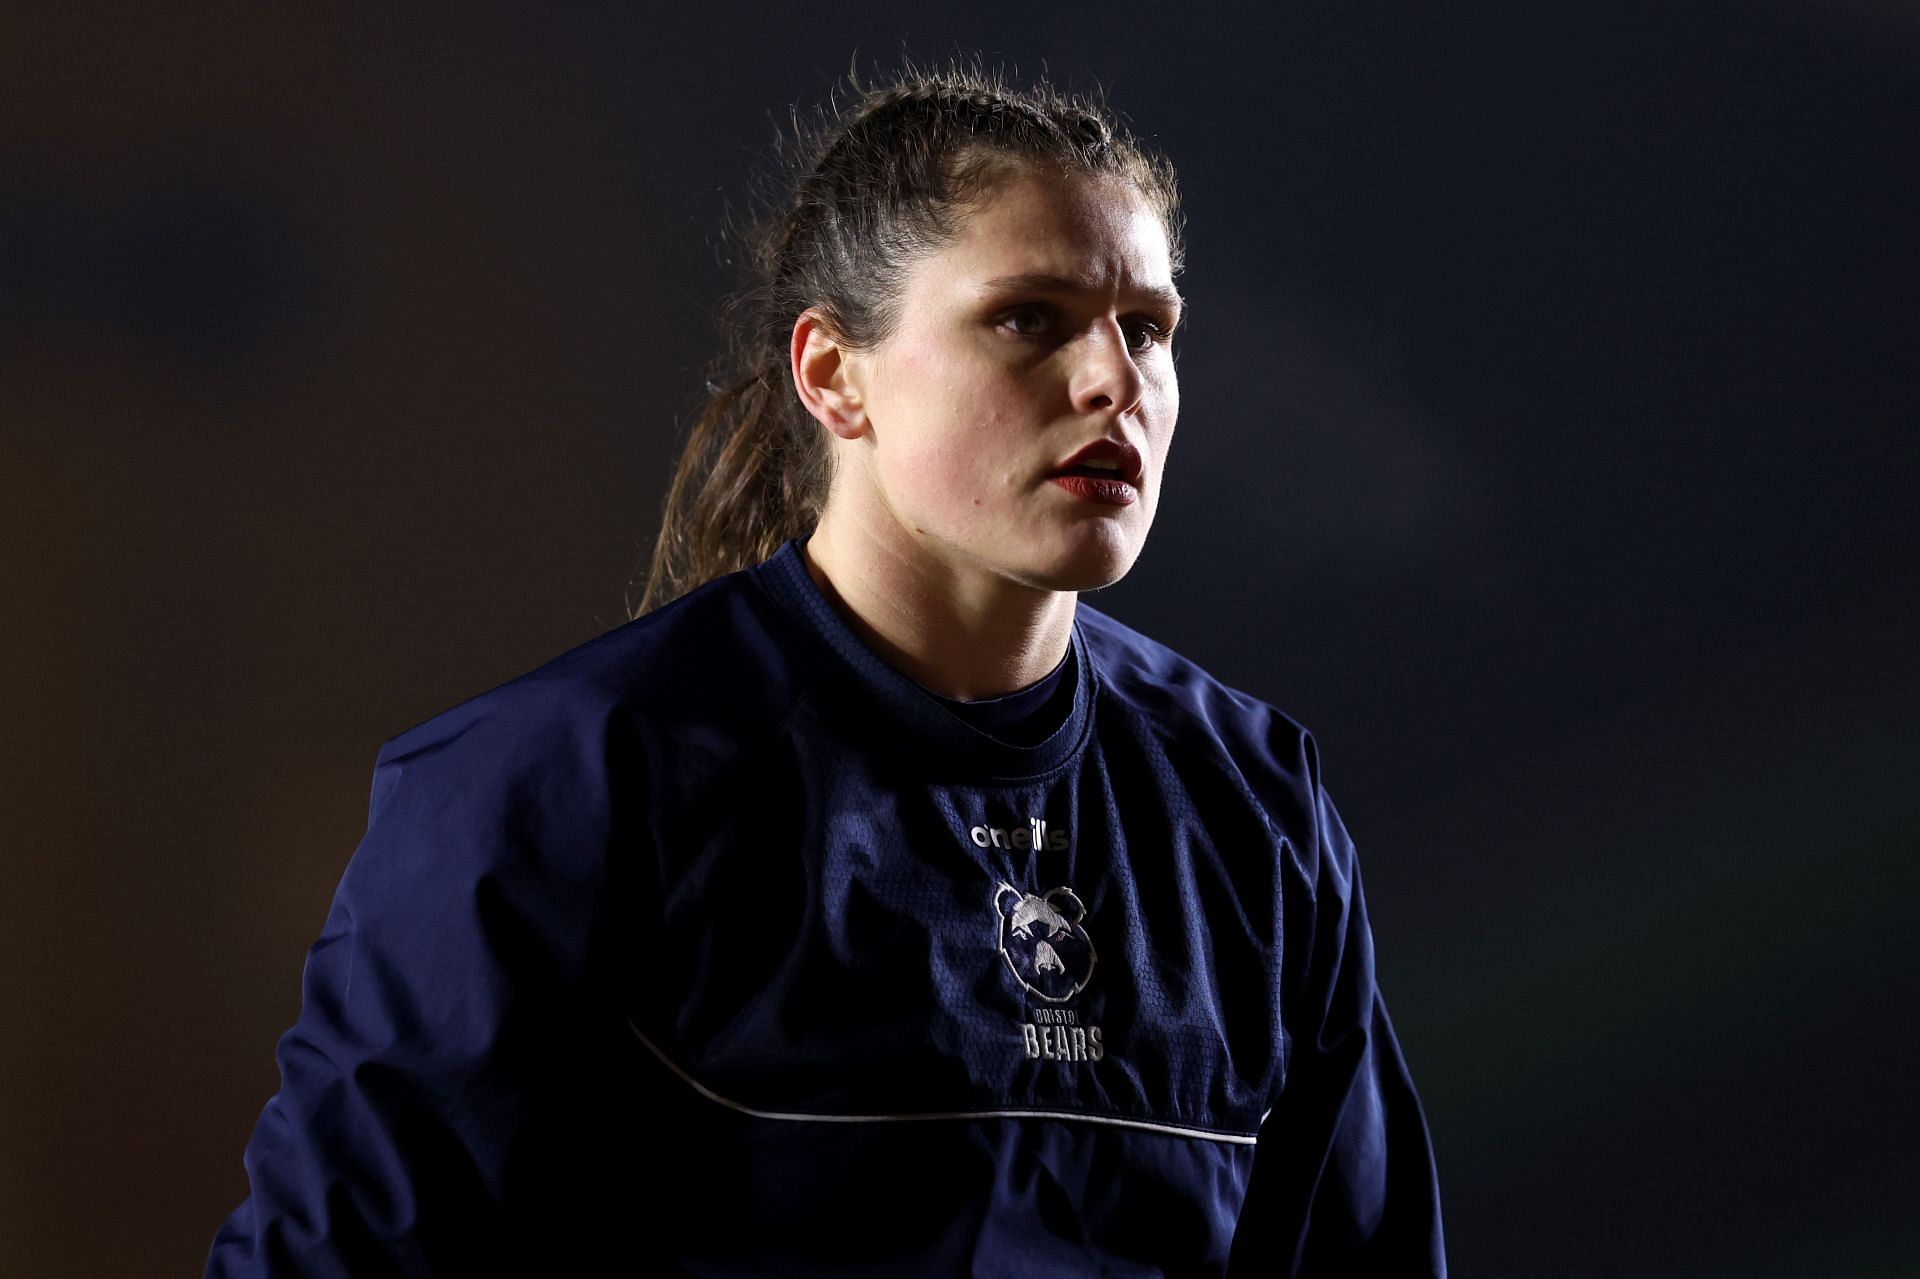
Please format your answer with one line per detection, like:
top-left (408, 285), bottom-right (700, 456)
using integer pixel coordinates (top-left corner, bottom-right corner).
top-left (627, 1018), bottom-right (1261, 1146)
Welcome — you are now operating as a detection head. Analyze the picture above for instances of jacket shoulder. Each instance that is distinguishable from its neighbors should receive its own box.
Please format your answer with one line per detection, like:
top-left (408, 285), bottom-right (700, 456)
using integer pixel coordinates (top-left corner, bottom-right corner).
top-left (373, 567), bottom-right (809, 780)
top-left (1076, 602), bottom-right (1326, 847)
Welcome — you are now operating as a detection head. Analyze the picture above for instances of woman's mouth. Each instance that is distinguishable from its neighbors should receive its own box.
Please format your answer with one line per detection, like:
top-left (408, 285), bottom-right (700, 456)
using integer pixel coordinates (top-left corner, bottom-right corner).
top-left (1048, 468), bottom-right (1138, 506)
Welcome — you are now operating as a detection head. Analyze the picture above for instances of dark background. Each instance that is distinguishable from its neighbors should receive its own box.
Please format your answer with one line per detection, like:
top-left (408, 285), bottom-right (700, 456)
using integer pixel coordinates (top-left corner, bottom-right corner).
top-left (4, 3), bottom-right (1915, 1274)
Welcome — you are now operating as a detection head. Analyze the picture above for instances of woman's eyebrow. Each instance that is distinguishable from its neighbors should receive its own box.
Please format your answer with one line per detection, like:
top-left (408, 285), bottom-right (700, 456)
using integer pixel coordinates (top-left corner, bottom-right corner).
top-left (978, 272), bottom-right (1184, 320)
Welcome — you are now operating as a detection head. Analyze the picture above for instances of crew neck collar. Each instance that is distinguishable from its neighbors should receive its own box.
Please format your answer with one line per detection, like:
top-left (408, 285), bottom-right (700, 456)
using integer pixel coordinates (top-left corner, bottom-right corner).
top-left (748, 536), bottom-right (1095, 783)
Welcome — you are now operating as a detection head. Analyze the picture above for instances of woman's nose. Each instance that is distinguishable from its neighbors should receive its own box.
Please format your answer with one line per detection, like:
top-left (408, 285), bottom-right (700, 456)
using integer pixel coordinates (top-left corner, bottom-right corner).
top-left (1072, 318), bottom-right (1146, 416)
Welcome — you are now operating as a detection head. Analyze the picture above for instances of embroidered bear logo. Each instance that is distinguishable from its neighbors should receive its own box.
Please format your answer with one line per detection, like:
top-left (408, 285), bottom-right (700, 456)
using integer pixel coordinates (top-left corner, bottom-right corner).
top-left (994, 883), bottom-right (1097, 1003)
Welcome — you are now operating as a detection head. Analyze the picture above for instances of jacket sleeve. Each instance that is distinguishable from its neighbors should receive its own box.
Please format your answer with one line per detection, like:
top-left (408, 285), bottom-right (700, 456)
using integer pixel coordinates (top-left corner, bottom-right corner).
top-left (1228, 784), bottom-right (1447, 1276)
top-left (205, 694), bottom-right (631, 1277)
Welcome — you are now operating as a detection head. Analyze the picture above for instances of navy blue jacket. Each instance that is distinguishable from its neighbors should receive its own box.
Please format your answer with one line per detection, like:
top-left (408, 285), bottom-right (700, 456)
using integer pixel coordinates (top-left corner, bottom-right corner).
top-left (208, 537), bottom-right (1446, 1276)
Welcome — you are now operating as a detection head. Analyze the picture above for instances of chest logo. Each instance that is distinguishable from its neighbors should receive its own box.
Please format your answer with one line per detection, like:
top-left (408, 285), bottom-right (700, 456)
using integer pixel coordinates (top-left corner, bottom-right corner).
top-left (994, 884), bottom-right (1097, 1003)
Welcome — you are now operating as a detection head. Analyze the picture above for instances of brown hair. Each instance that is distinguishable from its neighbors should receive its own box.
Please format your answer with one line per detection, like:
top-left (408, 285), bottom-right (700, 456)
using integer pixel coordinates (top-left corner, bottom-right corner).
top-left (628, 54), bottom-right (1185, 618)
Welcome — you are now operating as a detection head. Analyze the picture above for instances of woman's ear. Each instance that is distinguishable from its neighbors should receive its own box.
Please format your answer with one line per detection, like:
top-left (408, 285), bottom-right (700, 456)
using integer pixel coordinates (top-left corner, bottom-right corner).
top-left (791, 308), bottom-right (870, 441)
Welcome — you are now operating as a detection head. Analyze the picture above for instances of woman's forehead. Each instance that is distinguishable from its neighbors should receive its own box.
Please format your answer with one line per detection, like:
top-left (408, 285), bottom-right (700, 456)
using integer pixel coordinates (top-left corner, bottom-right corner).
top-left (927, 172), bottom-right (1174, 297)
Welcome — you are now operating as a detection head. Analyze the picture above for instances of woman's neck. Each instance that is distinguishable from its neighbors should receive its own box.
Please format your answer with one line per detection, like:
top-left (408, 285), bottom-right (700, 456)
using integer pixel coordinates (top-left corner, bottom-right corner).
top-left (801, 521), bottom-right (1076, 703)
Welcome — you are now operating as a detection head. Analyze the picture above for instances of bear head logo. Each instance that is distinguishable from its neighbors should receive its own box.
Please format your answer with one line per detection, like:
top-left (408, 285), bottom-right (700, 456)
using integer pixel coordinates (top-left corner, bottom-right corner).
top-left (994, 883), bottom-right (1097, 1003)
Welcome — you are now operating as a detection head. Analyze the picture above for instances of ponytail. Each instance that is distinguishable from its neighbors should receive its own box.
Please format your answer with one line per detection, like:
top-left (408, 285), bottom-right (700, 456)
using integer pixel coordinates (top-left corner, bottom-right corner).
top-left (634, 360), bottom-right (826, 618)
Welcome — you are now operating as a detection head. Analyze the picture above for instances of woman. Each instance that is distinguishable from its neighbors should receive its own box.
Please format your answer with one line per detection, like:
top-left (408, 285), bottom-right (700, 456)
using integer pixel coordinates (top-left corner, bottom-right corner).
top-left (209, 60), bottom-right (1447, 1277)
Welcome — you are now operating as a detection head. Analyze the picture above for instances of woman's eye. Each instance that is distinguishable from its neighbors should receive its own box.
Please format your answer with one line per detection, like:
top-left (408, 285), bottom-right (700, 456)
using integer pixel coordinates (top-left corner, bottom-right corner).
top-left (1124, 320), bottom-right (1168, 353)
top-left (1000, 306), bottom-right (1172, 353)
top-left (1000, 306), bottom-right (1051, 338)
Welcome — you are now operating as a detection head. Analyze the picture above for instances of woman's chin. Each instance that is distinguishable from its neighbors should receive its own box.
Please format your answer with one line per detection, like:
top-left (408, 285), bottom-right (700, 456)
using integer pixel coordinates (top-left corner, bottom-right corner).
top-left (1025, 527), bottom-right (1145, 593)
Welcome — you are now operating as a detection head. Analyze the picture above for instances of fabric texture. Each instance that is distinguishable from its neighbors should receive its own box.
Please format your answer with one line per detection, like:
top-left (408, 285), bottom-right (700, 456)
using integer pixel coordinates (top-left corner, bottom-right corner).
top-left (207, 535), bottom-right (1447, 1277)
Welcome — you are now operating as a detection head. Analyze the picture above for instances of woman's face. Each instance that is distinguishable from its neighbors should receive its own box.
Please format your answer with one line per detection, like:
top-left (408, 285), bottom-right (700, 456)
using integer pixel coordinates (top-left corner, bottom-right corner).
top-left (829, 167), bottom-right (1182, 598)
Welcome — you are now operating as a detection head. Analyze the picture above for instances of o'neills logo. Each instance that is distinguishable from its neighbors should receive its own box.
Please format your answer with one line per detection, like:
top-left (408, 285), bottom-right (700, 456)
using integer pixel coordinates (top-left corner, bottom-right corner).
top-left (970, 816), bottom-right (1070, 852)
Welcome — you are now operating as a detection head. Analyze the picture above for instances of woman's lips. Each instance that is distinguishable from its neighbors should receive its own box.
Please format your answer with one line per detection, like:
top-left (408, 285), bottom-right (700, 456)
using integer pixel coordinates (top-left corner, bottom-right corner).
top-left (1048, 472), bottom-right (1137, 505)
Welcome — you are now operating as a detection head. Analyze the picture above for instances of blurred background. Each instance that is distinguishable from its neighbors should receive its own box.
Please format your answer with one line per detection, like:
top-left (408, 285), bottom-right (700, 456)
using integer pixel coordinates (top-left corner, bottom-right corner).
top-left (4, 2), bottom-right (1916, 1274)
